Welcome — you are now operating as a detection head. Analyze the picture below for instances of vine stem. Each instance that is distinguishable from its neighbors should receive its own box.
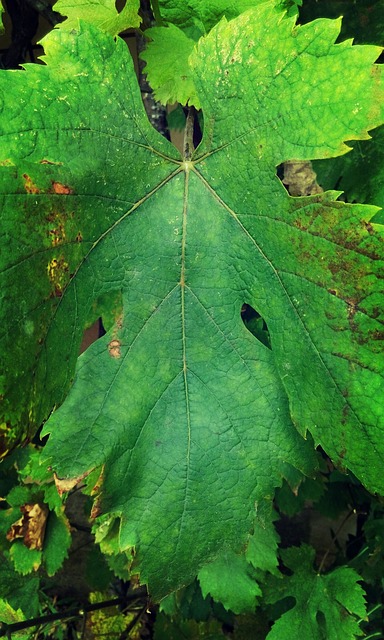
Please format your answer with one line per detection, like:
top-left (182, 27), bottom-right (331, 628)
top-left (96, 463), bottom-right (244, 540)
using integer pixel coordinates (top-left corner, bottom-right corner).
top-left (0, 588), bottom-right (148, 637)
top-left (317, 508), bottom-right (355, 574)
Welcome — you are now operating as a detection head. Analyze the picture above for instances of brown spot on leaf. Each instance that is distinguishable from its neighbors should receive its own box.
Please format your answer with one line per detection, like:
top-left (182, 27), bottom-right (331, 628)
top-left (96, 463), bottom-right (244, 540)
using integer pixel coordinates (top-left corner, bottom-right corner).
top-left (90, 497), bottom-right (102, 520)
top-left (341, 404), bottom-right (350, 426)
top-left (47, 256), bottom-right (70, 297)
top-left (108, 339), bottom-right (121, 358)
top-left (7, 503), bottom-right (49, 550)
top-left (364, 221), bottom-right (374, 234)
top-left (23, 174), bottom-right (40, 194)
top-left (75, 231), bottom-right (83, 243)
top-left (40, 159), bottom-right (62, 165)
top-left (346, 298), bottom-right (358, 321)
top-left (51, 181), bottom-right (73, 195)
top-left (370, 329), bottom-right (384, 341)
top-left (48, 222), bottom-right (66, 247)
top-left (89, 466), bottom-right (105, 497)
top-left (54, 471), bottom-right (90, 496)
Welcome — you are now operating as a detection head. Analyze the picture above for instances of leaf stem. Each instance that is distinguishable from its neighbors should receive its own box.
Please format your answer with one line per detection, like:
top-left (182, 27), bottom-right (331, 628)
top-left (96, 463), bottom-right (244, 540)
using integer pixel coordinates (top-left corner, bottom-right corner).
top-left (150, 0), bottom-right (164, 25)
top-left (317, 508), bottom-right (355, 574)
top-left (184, 106), bottom-right (196, 161)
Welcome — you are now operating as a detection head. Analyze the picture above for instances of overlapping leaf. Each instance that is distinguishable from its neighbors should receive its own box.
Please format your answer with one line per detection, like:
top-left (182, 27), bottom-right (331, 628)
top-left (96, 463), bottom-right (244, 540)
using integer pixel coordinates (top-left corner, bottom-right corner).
top-left (0, 3), bottom-right (383, 598)
top-left (141, 0), bottom-right (270, 106)
top-left (55, 0), bottom-right (141, 34)
top-left (158, 0), bottom-right (266, 35)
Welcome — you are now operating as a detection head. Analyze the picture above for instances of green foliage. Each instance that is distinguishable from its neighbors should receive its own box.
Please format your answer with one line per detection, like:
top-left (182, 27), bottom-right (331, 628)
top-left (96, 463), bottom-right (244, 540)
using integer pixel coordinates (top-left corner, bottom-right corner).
top-left (198, 549), bottom-right (262, 614)
top-left (0, 554), bottom-right (39, 619)
top-left (0, 0), bottom-right (383, 636)
top-left (314, 126), bottom-right (384, 212)
top-left (154, 613), bottom-right (225, 639)
top-left (265, 545), bottom-right (367, 639)
top-left (140, 24), bottom-right (200, 107)
top-left (157, 0), bottom-right (268, 36)
top-left (0, 446), bottom-right (71, 581)
top-left (54, 0), bottom-right (141, 34)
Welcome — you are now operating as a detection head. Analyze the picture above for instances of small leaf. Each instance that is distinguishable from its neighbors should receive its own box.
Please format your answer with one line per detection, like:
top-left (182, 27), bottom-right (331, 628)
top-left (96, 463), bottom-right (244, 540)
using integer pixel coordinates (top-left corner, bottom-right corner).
top-left (140, 25), bottom-right (200, 107)
top-left (9, 541), bottom-right (42, 575)
top-left (198, 549), bottom-right (262, 614)
top-left (0, 601), bottom-right (31, 640)
top-left (6, 503), bottom-right (48, 551)
top-left (158, 0), bottom-right (270, 36)
top-left (43, 511), bottom-right (71, 576)
top-left (266, 545), bottom-right (367, 640)
top-left (54, 0), bottom-right (141, 34)
top-left (0, 554), bottom-right (39, 618)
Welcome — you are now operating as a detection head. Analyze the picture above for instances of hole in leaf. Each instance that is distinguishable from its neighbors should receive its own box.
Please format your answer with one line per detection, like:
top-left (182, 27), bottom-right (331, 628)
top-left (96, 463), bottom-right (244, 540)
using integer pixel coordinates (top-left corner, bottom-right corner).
top-left (79, 318), bottom-right (106, 354)
top-left (276, 160), bottom-right (323, 197)
top-left (316, 610), bottom-right (327, 635)
top-left (241, 304), bottom-right (271, 349)
top-left (115, 0), bottom-right (126, 12)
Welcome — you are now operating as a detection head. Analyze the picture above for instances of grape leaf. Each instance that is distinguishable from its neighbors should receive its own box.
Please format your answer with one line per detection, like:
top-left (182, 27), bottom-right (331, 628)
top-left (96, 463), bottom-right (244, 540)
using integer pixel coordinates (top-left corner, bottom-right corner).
top-left (0, 554), bottom-right (39, 619)
top-left (141, 0), bottom-right (271, 106)
top-left (158, 0), bottom-right (267, 36)
top-left (0, 3), bottom-right (383, 599)
top-left (198, 549), bottom-right (262, 614)
top-left (0, 601), bottom-right (34, 640)
top-left (265, 545), bottom-right (366, 640)
top-left (43, 510), bottom-right (71, 576)
top-left (140, 24), bottom-right (200, 108)
top-left (55, 0), bottom-right (141, 34)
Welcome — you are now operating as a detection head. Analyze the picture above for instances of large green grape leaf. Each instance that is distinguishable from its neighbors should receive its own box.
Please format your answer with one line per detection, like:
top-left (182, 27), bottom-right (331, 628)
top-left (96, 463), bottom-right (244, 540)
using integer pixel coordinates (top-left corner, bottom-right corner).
top-left (0, 3), bottom-right (383, 598)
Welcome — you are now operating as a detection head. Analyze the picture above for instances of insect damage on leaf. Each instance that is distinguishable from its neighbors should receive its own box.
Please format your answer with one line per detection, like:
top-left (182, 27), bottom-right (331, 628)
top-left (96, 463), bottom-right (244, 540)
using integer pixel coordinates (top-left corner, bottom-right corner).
top-left (7, 503), bottom-right (49, 551)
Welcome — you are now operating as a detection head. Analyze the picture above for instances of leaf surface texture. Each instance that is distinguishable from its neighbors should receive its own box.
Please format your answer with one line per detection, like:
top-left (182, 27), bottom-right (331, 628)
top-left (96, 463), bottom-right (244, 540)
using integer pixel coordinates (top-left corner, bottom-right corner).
top-left (0, 4), bottom-right (383, 596)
